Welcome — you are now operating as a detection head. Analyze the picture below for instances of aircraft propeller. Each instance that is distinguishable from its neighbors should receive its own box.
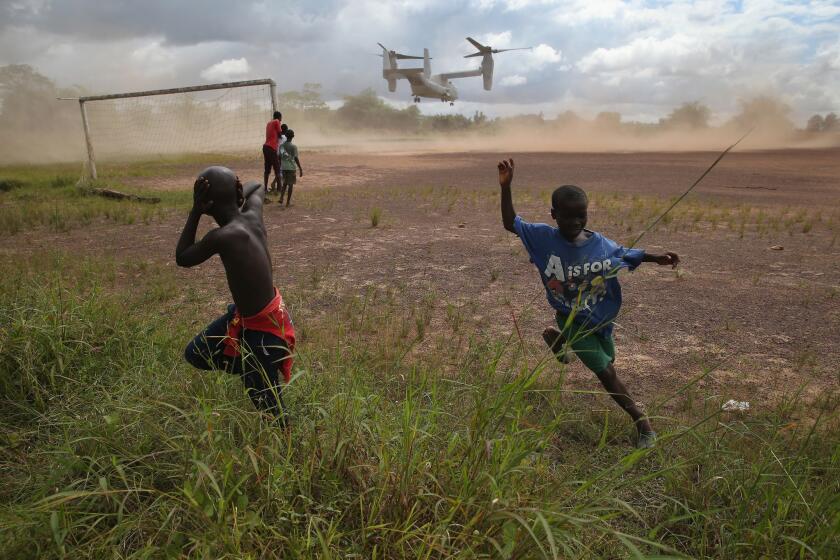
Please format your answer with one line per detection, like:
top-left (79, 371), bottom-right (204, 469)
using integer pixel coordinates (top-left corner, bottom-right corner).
top-left (377, 43), bottom-right (427, 60)
top-left (464, 37), bottom-right (531, 58)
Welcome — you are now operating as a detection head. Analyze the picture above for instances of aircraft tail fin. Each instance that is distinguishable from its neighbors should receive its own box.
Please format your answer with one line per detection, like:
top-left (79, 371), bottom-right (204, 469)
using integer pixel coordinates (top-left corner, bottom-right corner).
top-left (423, 48), bottom-right (431, 78)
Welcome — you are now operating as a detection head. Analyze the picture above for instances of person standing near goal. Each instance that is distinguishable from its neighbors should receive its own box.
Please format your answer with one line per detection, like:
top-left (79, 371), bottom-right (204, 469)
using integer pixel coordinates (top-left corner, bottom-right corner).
top-left (278, 129), bottom-right (303, 207)
top-left (269, 123), bottom-right (289, 196)
top-left (262, 111), bottom-right (283, 195)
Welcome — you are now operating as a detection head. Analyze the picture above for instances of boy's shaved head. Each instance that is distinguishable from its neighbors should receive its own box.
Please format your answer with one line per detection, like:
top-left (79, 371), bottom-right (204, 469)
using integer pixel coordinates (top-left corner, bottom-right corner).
top-left (551, 184), bottom-right (588, 209)
top-left (198, 166), bottom-right (240, 206)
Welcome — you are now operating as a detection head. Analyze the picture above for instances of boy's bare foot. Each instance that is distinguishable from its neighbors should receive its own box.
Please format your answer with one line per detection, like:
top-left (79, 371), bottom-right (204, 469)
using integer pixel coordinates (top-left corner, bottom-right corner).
top-left (542, 326), bottom-right (573, 364)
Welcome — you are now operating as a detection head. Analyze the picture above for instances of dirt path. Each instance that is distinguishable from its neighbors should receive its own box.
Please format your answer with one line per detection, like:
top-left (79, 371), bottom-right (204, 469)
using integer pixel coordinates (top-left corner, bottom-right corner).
top-left (4, 149), bottom-right (839, 411)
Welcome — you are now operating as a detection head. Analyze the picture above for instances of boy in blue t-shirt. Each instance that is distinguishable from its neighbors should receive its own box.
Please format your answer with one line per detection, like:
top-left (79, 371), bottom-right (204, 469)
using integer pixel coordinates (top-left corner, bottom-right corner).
top-left (497, 158), bottom-right (679, 448)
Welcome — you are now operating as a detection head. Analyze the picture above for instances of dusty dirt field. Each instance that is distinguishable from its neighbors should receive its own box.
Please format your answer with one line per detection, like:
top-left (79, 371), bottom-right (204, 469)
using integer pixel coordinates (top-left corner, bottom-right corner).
top-left (6, 148), bottom-right (840, 413)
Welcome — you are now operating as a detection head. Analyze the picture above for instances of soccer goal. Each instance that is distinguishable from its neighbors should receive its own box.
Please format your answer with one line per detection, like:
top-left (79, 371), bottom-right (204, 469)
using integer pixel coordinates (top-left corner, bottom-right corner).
top-left (71, 79), bottom-right (277, 179)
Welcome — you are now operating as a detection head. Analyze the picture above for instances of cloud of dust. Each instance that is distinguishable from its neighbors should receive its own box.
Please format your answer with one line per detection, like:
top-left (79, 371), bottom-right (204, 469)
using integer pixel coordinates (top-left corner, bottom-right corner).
top-left (372, 120), bottom-right (840, 155)
top-left (0, 97), bottom-right (86, 165)
top-left (295, 97), bottom-right (840, 155)
top-left (0, 123), bottom-right (86, 165)
top-left (1, 80), bottom-right (838, 166)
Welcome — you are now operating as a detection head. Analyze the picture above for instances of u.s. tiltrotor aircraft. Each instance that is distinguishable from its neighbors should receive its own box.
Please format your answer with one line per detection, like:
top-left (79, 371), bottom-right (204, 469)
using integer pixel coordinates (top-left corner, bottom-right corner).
top-left (379, 37), bottom-right (531, 105)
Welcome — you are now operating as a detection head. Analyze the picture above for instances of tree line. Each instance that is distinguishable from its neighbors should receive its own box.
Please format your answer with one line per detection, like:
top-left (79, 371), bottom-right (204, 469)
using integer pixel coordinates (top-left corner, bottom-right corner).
top-left (1, 64), bottom-right (837, 163)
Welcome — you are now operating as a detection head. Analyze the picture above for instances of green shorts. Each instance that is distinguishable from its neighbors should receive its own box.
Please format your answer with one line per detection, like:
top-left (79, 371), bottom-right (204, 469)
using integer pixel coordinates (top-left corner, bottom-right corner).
top-left (281, 170), bottom-right (297, 185)
top-left (555, 312), bottom-right (615, 374)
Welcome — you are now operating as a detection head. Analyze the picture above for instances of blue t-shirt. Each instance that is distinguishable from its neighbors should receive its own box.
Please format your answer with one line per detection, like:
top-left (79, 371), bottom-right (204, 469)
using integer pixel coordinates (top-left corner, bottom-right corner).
top-left (514, 215), bottom-right (645, 337)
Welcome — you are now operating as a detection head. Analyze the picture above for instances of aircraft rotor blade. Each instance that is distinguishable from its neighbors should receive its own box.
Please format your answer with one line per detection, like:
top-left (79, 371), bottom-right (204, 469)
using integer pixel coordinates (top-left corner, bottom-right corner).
top-left (377, 42), bottom-right (425, 59)
top-left (464, 52), bottom-right (484, 58)
top-left (466, 37), bottom-right (487, 50)
top-left (491, 47), bottom-right (532, 54)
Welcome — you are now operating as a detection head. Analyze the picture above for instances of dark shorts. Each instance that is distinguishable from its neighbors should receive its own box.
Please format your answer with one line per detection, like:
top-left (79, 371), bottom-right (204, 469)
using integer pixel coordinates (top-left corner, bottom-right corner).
top-left (263, 145), bottom-right (280, 177)
top-left (184, 304), bottom-right (290, 419)
top-left (556, 312), bottom-right (616, 374)
top-left (281, 170), bottom-right (297, 186)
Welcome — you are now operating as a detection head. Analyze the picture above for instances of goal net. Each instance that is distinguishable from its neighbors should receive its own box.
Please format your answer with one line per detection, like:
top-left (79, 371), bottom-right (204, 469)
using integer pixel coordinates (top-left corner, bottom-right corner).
top-left (78, 79), bottom-right (276, 176)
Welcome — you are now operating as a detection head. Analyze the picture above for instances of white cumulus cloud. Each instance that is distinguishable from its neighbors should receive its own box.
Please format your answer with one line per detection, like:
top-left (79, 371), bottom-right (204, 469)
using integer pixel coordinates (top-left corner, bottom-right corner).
top-left (200, 58), bottom-right (250, 82)
top-left (476, 30), bottom-right (512, 49)
top-left (577, 35), bottom-right (712, 75)
top-left (500, 74), bottom-right (527, 86)
top-left (528, 43), bottom-right (562, 68)
top-left (128, 40), bottom-right (178, 79)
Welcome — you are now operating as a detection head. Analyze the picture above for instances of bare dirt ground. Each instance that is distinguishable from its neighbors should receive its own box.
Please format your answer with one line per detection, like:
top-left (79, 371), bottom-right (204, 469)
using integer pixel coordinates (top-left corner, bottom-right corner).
top-left (5, 148), bottom-right (839, 413)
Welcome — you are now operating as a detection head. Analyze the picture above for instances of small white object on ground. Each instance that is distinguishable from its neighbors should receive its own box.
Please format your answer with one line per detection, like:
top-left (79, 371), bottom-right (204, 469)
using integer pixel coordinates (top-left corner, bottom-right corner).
top-left (769, 245), bottom-right (784, 251)
top-left (722, 399), bottom-right (750, 412)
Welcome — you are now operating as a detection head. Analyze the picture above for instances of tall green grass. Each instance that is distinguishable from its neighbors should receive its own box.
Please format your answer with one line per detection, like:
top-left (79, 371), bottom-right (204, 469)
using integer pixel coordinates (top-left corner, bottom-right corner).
top-left (0, 164), bottom-right (190, 235)
top-left (1, 252), bottom-right (838, 558)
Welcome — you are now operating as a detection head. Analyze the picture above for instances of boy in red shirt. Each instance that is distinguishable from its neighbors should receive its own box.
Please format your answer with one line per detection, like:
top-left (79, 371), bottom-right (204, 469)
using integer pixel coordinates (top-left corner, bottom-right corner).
top-left (262, 111), bottom-right (282, 192)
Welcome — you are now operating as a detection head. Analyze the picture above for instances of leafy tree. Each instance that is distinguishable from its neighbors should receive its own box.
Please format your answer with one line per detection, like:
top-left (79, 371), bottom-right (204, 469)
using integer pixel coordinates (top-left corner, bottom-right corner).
top-left (472, 110), bottom-right (487, 126)
top-left (806, 114), bottom-right (825, 132)
top-left (729, 96), bottom-right (794, 132)
top-left (426, 114), bottom-right (472, 131)
top-left (595, 111), bottom-right (622, 128)
top-left (335, 88), bottom-right (420, 130)
top-left (277, 83), bottom-right (328, 114)
top-left (660, 101), bottom-right (711, 129)
top-left (804, 112), bottom-right (838, 133)
top-left (0, 64), bottom-right (83, 162)
top-left (555, 110), bottom-right (582, 126)
top-left (0, 64), bottom-right (64, 127)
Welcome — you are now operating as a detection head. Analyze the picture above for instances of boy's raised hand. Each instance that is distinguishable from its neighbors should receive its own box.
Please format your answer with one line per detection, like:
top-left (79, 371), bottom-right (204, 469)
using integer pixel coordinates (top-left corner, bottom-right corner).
top-left (193, 176), bottom-right (214, 214)
top-left (498, 158), bottom-right (514, 188)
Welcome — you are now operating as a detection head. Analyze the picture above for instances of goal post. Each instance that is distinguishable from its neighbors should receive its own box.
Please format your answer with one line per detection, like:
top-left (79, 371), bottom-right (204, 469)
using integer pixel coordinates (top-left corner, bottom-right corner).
top-left (71, 78), bottom-right (277, 180)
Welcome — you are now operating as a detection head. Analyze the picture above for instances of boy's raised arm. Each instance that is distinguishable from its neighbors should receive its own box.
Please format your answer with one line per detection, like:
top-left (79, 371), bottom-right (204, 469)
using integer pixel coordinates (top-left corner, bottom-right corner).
top-left (243, 180), bottom-right (264, 201)
top-left (498, 158), bottom-right (517, 233)
top-left (176, 178), bottom-right (221, 267)
top-left (241, 179), bottom-right (265, 213)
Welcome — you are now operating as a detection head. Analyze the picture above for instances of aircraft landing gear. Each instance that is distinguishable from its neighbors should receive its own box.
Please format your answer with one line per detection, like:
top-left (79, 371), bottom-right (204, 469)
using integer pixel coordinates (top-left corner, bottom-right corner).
top-left (450, 102), bottom-right (454, 106)
top-left (413, 96), bottom-right (420, 103)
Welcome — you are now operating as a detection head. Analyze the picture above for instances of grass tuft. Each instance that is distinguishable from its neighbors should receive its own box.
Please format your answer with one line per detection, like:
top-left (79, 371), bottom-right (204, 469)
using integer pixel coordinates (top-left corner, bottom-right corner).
top-left (370, 207), bottom-right (382, 228)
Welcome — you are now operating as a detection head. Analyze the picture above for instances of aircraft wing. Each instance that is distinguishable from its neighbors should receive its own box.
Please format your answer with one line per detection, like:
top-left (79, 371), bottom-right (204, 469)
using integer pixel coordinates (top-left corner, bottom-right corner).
top-left (438, 69), bottom-right (482, 81)
top-left (384, 68), bottom-right (425, 85)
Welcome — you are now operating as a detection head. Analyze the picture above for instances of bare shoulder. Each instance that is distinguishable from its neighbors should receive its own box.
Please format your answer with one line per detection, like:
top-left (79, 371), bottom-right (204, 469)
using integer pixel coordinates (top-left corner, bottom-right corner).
top-left (214, 219), bottom-right (251, 248)
top-left (238, 206), bottom-right (266, 233)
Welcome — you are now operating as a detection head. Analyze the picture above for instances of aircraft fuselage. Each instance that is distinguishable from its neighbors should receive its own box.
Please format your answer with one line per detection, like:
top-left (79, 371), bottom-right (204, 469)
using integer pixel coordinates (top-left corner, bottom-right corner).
top-left (409, 76), bottom-right (458, 101)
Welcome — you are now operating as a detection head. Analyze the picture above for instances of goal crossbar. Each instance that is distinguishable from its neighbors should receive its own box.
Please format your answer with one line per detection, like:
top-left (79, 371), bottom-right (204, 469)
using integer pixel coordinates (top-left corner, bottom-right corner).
top-left (78, 78), bottom-right (276, 102)
top-left (69, 78), bottom-right (277, 180)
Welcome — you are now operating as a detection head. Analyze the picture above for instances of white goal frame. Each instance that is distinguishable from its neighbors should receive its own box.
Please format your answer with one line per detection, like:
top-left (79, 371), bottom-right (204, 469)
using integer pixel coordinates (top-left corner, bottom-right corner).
top-left (64, 79), bottom-right (277, 180)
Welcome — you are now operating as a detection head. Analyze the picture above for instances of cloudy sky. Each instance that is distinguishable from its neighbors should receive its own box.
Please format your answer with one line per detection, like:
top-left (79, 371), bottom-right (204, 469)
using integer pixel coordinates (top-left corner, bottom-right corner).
top-left (1, 0), bottom-right (839, 122)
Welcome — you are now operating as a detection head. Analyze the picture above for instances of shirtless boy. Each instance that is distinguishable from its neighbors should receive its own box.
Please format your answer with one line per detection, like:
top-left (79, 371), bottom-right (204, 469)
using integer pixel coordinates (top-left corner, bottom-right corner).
top-left (177, 166), bottom-right (295, 424)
